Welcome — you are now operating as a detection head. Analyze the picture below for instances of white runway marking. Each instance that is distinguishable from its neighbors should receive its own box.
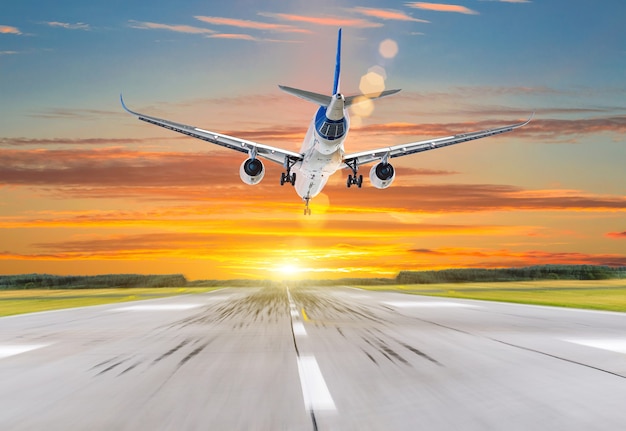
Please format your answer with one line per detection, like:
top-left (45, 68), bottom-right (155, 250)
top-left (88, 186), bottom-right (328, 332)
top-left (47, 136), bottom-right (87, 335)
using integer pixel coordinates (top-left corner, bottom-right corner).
top-left (292, 321), bottom-right (307, 336)
top-left (112, 304), bottom-right (202, 311)
top-left (0, 344), bottom-right (48, 360)
top-left (384, 301), bottom-right (479, 308)
top-left (297, 356), bottom-right (336, 411)
top-left (565, 339), bottom-right (626, 354)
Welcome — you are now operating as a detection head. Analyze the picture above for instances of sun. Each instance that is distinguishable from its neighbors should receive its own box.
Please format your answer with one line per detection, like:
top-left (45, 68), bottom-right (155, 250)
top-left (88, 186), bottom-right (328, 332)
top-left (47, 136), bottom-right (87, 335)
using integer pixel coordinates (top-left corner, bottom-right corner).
top-left (278, 264), bottom-right (301, 276)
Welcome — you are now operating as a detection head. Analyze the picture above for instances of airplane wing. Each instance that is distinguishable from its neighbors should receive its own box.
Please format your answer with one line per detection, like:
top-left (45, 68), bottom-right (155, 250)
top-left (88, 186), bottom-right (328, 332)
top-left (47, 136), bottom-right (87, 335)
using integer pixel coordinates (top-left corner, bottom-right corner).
top-left (342, 114), bottom-right (533, 168)
top-left (120, 95), bottom-right (303, 166)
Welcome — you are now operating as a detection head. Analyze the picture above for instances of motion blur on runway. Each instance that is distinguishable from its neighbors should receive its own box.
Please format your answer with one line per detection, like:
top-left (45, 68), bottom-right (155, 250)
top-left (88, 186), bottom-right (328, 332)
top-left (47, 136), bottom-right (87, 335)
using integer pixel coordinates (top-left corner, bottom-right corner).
top-left (2, 287), bottom-right (626, 430)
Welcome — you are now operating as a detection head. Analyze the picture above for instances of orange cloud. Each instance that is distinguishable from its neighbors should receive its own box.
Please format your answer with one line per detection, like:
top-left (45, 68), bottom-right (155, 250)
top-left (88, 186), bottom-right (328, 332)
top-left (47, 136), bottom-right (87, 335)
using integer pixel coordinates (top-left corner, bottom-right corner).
top-left (259, 12), bottom-right (382, 28)
top-left (0, 25), bottom-right (21, 35)
top-left (2, 147), bottom-right (625, 213)
top-left (406, 2), bottom-right (479, 15)
top-left (606, 231), bottom-right (626, 239)
top-left (194, 16), bottom-right (309, 33)
top-left (352, 7), bottom-right (429, 23)
top-left (409, 248), bottom-right (626, 267)
top-left (0, 214), bottom-right (540, 280)
top-left (128, 20), bottom-right (215, 35)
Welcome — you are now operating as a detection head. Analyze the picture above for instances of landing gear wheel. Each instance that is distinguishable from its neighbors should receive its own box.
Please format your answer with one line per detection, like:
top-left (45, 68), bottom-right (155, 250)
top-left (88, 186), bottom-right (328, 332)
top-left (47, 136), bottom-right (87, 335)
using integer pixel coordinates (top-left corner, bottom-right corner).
top-left (347, 174), bottom-right (362, 188)
top-left (281, 172), bottom-right (296, 186)
top-left (303, 207), bottom-right (311, 216)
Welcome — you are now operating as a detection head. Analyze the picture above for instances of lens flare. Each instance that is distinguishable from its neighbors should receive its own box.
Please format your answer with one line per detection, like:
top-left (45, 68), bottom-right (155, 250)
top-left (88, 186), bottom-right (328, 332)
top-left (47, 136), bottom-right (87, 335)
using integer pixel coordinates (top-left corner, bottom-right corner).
top-left (379, 39), bottom-right (398, 59)
top-left (359, 71), bottom-right (385, 96)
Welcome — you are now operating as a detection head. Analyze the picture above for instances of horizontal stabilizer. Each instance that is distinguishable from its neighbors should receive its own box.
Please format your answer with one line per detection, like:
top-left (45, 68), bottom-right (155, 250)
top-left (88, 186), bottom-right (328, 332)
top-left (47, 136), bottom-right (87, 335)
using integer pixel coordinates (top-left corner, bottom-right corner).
top-left (279, 85), bottom-right (401, 107)
top-left (345, 89), bottom-right (401, 106)
top-left (278, 85), bottom-right (331, 106)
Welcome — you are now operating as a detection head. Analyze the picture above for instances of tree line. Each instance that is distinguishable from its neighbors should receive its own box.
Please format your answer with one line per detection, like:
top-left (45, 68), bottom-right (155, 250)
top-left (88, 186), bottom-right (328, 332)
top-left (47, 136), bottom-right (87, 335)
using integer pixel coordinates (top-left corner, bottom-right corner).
top-left (1, 265), bottom-right (624, 289)
top-left (0, 274), bottom-right (188, 289)
top-left (396, 265), bottom-right (626, 284)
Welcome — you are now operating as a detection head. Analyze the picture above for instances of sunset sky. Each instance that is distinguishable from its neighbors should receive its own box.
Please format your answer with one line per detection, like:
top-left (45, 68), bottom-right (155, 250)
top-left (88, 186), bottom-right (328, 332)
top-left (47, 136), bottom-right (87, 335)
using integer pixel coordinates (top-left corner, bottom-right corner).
top-left (1, 0), bottom-right (625, 280)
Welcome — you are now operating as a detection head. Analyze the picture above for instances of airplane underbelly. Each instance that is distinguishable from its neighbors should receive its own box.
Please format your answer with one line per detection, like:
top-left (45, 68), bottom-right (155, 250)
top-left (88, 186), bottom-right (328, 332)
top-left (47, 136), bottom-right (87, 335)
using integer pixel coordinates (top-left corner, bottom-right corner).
top-left (293, 148), bottom-right (342, 200)
top-left (294, 171), bottom-right (326, 199)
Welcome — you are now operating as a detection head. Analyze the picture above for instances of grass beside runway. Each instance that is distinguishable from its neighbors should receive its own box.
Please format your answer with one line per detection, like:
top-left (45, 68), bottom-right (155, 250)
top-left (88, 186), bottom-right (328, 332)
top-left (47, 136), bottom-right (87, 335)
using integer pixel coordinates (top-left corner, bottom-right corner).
top-left (0, 287), bottom-right (217, 317)
top-left (356, 280), bottom-right (626, 312)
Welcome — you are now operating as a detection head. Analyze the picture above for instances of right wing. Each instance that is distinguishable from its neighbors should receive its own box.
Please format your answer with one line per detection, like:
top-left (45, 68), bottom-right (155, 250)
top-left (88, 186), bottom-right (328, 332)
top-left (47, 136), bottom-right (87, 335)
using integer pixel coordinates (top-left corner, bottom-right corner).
top-left (120, 95), bottom-right (303, 166)
top-left (343, 114), bottom-right (533, 168)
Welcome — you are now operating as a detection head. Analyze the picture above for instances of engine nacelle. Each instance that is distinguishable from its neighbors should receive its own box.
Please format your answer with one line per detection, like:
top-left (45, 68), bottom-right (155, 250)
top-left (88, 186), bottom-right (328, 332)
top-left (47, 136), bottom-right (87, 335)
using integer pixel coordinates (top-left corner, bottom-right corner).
top-left (369, 162), bottom-right (395, 189)
top-left (239, 158), bottom-right (265, 185)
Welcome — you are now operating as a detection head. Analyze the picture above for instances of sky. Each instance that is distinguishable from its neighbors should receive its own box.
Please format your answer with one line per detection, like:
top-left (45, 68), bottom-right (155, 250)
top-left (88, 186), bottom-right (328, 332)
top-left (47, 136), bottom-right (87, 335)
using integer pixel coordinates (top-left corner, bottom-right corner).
top-left (1, 0), bottom-right (625, 280)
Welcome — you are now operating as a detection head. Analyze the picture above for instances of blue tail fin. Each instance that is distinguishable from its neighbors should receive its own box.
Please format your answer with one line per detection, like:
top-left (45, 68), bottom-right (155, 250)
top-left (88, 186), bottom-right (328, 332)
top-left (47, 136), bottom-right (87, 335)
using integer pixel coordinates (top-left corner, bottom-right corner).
top-left (332, 28), bottom-right (342, 95)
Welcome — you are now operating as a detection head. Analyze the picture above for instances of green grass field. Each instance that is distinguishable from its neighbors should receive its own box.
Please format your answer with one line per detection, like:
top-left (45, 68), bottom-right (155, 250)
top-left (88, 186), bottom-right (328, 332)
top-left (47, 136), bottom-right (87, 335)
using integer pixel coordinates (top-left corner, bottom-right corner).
top-left (2, 281), bottom-right (625, 317)
top-left (358, 280), bottom-right (626, 312)
top-left (0, 287), bottom-right (217, 317)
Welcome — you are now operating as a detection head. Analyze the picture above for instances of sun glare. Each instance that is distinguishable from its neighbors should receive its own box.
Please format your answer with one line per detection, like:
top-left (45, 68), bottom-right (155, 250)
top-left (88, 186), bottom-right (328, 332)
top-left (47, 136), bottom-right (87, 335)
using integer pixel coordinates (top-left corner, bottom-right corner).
top-left (276, 263), bottom-right (302, 278)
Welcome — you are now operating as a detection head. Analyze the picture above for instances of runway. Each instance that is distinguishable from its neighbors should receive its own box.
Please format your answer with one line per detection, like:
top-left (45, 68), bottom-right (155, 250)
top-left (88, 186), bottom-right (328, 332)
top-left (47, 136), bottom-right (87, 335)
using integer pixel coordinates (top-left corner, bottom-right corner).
top-left (1, 286), bottom-right (626, 430)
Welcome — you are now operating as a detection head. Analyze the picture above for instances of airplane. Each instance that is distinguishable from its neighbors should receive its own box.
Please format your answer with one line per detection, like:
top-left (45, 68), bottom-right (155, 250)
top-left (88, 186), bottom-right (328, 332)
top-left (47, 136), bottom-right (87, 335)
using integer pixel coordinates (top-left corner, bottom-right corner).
top-left (121, 29), bottom-right (532, 215)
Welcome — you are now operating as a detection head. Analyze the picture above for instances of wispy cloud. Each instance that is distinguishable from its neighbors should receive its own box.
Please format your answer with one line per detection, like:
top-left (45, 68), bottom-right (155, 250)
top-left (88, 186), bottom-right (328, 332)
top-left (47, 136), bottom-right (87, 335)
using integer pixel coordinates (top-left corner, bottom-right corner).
top-left (406, 2), bottom-right (479, 15)
top-left (194, 15), bottom-right (309, 33)
top-left (352, 7), bottom-right (429, 23)
top-left (348, 115), bottom-right (626, 144)
top-left (45, 21), bottom-right (91, 31)
top-left (128, 20), bottom-right (215, 35)
top-left (0, 50), bottom-right (18, 55)
top-left (0, 25), bottom-right (22, 35)
top-left (259, 12), bottom-right (382, 28)
top-left (207, 33), bottom-right (258, 41)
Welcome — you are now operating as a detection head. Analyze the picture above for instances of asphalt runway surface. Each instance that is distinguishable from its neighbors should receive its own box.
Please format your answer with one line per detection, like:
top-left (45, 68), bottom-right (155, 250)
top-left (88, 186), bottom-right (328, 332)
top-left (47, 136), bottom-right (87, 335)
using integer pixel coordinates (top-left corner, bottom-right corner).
top-left (2, 287), bottom-right (626, 430)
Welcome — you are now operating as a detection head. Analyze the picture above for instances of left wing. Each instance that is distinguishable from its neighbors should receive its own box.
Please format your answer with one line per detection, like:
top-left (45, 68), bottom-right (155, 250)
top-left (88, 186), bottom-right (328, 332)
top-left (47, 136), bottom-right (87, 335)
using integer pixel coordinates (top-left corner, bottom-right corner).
top-left (120, 95), bottom-right (303, 166)
top-left (343, 114), bottom-right (533, 168)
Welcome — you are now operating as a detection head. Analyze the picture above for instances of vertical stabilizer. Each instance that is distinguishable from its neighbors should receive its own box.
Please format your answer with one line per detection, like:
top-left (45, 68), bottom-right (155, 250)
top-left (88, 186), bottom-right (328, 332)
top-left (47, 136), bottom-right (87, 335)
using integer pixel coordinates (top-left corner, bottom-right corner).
top-left (332, 29), bottom-right (342, 96)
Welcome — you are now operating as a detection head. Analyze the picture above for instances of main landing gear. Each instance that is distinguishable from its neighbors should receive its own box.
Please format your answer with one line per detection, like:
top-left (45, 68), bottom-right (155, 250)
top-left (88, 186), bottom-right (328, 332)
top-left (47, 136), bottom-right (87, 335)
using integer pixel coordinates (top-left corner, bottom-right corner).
top-left (281, 157), bottom-right (297, 186)
top-left (346, 174), bottom-right (363, 188)
top-left (280, 172), bottom-right (296, 186)
top-left (345, 159), bottom-right (362, 188)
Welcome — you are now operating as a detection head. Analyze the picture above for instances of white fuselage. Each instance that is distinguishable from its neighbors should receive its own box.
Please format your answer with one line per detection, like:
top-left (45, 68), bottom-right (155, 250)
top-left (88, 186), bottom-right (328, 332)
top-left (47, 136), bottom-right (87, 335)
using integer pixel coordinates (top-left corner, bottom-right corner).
top-left (293, 94), bottom-right (348, 201)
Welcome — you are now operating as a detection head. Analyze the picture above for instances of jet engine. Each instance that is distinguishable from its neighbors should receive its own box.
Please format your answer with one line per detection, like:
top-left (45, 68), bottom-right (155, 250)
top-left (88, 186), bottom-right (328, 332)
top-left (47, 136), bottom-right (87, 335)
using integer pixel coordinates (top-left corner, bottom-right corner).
top-left (369, 162), bottom-right (395, 189)
top-left (239, 158), bottom-right (265, 185)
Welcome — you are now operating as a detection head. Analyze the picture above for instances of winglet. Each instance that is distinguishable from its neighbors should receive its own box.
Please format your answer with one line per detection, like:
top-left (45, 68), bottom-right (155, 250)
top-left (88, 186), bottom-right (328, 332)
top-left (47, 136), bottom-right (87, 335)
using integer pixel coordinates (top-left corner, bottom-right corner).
top-left (120, 93), bottom-right (137, 116)
top-left (522, 111), bottom-right (535, 126)
top-left (332, 28), bottom-right (342, 95)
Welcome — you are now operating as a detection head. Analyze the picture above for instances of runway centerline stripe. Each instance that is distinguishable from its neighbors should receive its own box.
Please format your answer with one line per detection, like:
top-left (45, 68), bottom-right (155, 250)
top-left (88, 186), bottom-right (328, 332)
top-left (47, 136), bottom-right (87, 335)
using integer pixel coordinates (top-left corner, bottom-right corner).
top-left (292, 321), bottom-right (307, 337)
top-left (297, 356), bottom-right (336, 411)
top-left (0, 344), bottom-right (48, 360)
